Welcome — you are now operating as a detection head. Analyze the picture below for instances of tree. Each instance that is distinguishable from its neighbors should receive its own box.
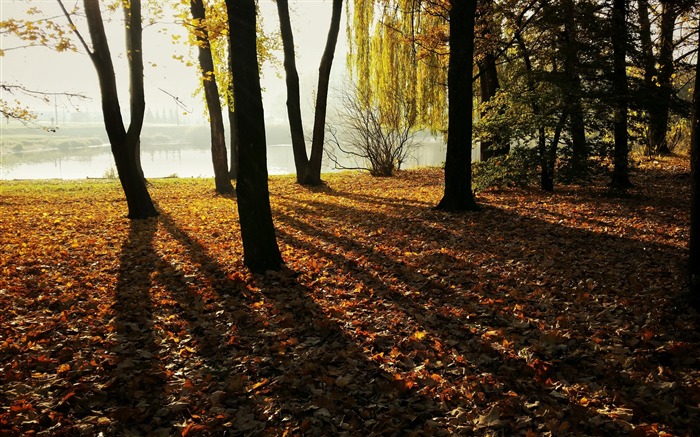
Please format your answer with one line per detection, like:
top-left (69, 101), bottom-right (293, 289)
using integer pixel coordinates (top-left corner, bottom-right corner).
top-left (326, 80), bottom-right (418, 176)
top-left (560, 0), bottom-right (588, 176)
top-left (477, 0), bottom-right (508, 162)
top-left (643, 1), bottom-right (678, 155)
top-left (189, 0), bottom-right (233, 194)
top-left (436, 0), bottom-right (479, 212)
top-left (348, 1), bottom-right (450, 136)
top-left (0, 84), bottom-right (85, 130)
top-left (59, 0), bottom-right (158, 219)
top-left (689, 18), bottom-right (699, 305)
top-left (225, 0), bottom-right (283, 273)
top-left (634, 0), bottom-right (696, 156)
top-left (174, 0), bottom-right (278, 181)
top-left (275, 0), bottom-right (307, 183)
top-left (610, 0), bottom-right (633, 190)
top-left (275, 0), bottom-right (343, 186)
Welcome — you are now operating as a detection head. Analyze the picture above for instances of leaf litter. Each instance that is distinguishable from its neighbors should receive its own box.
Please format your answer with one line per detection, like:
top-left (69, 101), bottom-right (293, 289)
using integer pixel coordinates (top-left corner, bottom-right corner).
top-left (0, 157), bottom-right (698, 436)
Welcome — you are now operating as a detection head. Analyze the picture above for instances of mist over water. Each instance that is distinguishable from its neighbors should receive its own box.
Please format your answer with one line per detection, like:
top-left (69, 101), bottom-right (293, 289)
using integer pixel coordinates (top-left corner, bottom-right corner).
top-left (0, 123), bottom-right (456, 180)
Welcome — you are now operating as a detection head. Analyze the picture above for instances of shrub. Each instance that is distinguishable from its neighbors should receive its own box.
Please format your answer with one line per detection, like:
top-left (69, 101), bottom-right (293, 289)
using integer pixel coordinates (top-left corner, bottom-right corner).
top-left (472, 147), bottom-right (539, 192)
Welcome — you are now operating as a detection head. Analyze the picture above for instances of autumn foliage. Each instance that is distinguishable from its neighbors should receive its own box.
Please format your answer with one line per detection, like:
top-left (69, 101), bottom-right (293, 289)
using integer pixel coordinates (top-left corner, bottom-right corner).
top-left (1, 157), bottom-right (698, 435)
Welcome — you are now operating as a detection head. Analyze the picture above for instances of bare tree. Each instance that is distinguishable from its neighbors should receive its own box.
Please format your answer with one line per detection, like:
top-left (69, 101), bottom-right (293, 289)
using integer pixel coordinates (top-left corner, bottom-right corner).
top-left (326, 81), bottom-right (419, 177)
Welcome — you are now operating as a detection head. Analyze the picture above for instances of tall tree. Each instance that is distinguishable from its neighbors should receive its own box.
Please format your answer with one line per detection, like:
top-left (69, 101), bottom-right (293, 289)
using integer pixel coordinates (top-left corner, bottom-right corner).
top-left (610, 0), bottom-right (633, 189)
top-left (276, 0), bottom-right (343, 186)
top-left (436, 0), bottom-right (479, 212)
top-left (189, 0), bottom-right (233, 194)
top-left (647, 0), bottom-right (677, 155)
top-left (477, 0), bottom-right (507, 162)
top-left (689, 18), bottom-right (699, 305)
top-left (561, 0), bottom-right (588, 176)
top-left (635, 0), bottom-right (696, 156)
top-left (349, 1), bottom-right (449, 135)
top-left (225, 0), bottom-right (283, 272)
top-left (59, 0), bottom-right (157, 219)
top-left (275, 0), bottom-right (308, 184)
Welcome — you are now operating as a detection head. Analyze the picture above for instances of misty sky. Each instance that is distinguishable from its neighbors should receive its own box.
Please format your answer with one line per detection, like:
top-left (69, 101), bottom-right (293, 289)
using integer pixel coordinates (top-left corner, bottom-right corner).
top-left (0, 0), bottom-right (349, 124)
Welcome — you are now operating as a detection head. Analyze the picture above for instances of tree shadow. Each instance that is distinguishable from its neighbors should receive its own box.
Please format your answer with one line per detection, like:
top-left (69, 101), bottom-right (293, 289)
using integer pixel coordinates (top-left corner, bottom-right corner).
top-left (106, 218), bottom-right (169, 434)
top-left (104, 206), bottom-right (453, 434)
top-left (270, 184), bottom-right (698, 435)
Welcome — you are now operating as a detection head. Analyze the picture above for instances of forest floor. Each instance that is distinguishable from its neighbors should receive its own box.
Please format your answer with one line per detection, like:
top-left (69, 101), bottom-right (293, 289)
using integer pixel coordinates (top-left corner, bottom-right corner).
top-left (1, 156), bottom-right (698, 436)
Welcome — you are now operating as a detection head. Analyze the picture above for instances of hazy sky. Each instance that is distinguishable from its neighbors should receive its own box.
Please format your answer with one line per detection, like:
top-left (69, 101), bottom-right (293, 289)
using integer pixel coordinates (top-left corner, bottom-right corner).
top-left (0, 0), bottom-right (349, 124)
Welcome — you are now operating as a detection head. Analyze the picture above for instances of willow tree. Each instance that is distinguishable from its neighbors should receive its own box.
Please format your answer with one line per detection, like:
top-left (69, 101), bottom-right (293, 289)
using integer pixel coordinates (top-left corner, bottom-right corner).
top-left (348, 0), bottom-right (448, 135)
top-left (276, 0), bottom-right (343, 186)
top-left (59, 0), bottom-right (157, 219)
top-left (225, 0), bottom-right (283, 272)
top-left (349, 0), bottom-right (477, 209)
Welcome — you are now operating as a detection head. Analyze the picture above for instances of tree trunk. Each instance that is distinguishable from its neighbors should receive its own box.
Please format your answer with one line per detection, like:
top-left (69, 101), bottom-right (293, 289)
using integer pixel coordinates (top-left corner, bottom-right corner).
top-left (478, 52), bottom-right (507, 161)
top-left (82, 0), bottom-right (157, 219)
top-left (228, 102), bottom-right (239, 180)
top-left (562, 0), bottom-right (587, 176)
top-left (611, 0), bottom-right (633, 190)
top-left (647, 1), bottom-right (676, 155)
top-left (538, 127), bottom-right (551, 191)
top-left (226, 0), bottom-right (283, 273)
top-left (227, 36), bottom-right (239, 181)
top-left (516, 32), bottom-right (557, 192)
top-left (276, 0), bottom-right (310, 183)
top-left (303, 0), bottom-right (343, 186)
top-left (477, 0), bottom-right (507, 162)
top-left (637, 0), bottom-right (656, 155)
top-left (436, 0), bottom-right (479, 212)
top-left (190, 0), bottom-right (233, 195)
top-left (541, 111), bottom-right (569, 192)
top-left (689, 24), bottom-right (700, 304)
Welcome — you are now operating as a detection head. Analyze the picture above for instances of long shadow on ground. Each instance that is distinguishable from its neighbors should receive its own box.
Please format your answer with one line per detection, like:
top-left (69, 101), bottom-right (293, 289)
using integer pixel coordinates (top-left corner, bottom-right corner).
top-left (102, 210), bottom-right (453, 435)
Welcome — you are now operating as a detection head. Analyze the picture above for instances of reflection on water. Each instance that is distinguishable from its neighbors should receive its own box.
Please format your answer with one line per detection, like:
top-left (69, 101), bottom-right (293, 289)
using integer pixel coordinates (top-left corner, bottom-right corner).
top-left (0, 141), bottom-right (461, 180)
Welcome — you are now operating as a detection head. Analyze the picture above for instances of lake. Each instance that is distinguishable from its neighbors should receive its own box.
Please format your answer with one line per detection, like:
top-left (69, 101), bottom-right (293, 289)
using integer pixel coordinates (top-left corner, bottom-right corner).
top-left (0, 140), bottom-right (471, 180)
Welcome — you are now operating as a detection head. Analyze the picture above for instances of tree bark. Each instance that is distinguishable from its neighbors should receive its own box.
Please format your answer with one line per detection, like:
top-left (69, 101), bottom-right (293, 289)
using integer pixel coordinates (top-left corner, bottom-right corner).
top-left (477, 0), bottom-right (506, 162)
top-left (516, 32), bottom-right (555, 192)
top-left (226, 0), bottom-right (283, 273)
top-left (562, 0), bottom-right (587, 176)
top-left (275, 0), bottom-right (309, 183)
top-left (81, 0), bottom-right (157, 219)
top-left (190, 0), bottom-right (233, 194)
top-left (647, 0), bottom-right (676, 155)
top-left (226, 36), bottom-right (239, 180)
top-left (637, 0), bottom-right (656, 155)
top-left (610, 0), bottom-right (633, 190)
top-left (227, 102), bottom-right (239, 180)
top-left (303, 0), bottom-right (343, 186)
top-left (478, 52), bottom-right (507, 161)
top-left (541, 111), bottom-right (569, 192)
top-left (689, 23), bottom-right (700, 304)
top-left (436, 0), bottom-right (479, 212)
